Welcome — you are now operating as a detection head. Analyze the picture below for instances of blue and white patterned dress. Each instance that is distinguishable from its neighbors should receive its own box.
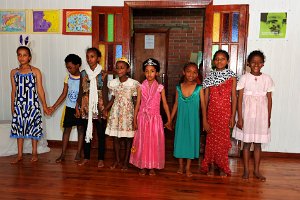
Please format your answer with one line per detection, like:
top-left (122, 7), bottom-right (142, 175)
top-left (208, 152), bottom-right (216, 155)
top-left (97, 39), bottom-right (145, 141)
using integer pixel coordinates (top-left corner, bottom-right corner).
top-left (10, 68), bottom-right (43, 140)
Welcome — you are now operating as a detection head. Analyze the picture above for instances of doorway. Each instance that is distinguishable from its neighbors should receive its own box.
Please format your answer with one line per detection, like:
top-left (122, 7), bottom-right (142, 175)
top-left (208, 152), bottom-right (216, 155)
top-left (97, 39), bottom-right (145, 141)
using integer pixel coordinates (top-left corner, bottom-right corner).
top-left (132, 8), bottom-right (205, 105)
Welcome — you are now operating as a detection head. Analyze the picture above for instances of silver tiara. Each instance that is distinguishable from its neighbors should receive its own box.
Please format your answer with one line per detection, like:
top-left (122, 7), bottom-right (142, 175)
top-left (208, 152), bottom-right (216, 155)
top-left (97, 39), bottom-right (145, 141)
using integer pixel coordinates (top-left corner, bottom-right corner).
top-left (143, 58), bottom-right (157, 66)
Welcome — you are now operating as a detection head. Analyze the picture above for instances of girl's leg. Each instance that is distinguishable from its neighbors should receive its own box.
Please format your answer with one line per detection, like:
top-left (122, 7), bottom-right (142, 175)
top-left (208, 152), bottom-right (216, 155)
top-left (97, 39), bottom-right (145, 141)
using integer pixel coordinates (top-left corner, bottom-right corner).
top-left (177, 158), bottom-right (184, 174)
top-left (31, 139), bottom-right (38, 162)
top-left (111, 137), bottom-right (121, 169)
top-left (75, 125), bottom-right (85, 161)
top-left (253, 143), bottom-right (266, 181)
top-left (207, 163), bottom-right (215, 176)
top-left (122, 138), bottom-right (132, 170)
top-left (78, 120), bottom-right (90, 166)
top-left (95, 119), bottom-right (106, 168)
top-left (242, 142), bottom-right (251, 179)
top-left (56, 127), bottom-right (72, 163)
top-left (11, 138), bottom-right (24, 164)
top-left (186, 159), bottom-right (193, 177)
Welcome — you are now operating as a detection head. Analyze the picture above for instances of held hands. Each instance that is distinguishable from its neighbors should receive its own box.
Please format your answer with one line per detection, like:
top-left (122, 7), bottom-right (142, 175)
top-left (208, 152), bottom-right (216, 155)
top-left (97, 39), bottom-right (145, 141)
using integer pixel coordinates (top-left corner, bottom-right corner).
top-left (236, 118), bottom-right (243, 130)
top-left (75, 107), bottom-right (81, 118)
top-left (202, 119), bottom-right (211, 133)
top-left (133, 119), bottom-right (138, 131)
top-left (43, 106), bottom-right (51, 116)
top-left (102, 109), bottom-right (108, 119)
top-left (47, 106), bottom-right (55, 116)
top-left (164, 121), bottom-right (172, 131)
top-left (229, 116), bottom-right (236, 129)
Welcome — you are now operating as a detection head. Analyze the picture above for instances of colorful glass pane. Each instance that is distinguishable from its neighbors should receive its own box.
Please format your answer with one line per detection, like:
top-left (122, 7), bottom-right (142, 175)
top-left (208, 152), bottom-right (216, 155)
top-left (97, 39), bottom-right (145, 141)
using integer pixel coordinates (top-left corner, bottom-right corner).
top-left (212, 45), bottom-right (219, 59)
top-left (115, 45), bottom-right (122, 59)
top-left (230, 45), bottom-right (238, 73)
top-left (232, 13), bottom-right (239, 42)
top-left (107, 14), bottom-right (114, 42)
top-left (213, 13), bottom-right (220, 42)
top-left (115, 14), bottom-right (122, 42)
top-left (107, 45), bottom-right (114, 71)
top-left (221, 44), bottom-right (228, 52)
top-left (99, 44), bottom-right (106, 70)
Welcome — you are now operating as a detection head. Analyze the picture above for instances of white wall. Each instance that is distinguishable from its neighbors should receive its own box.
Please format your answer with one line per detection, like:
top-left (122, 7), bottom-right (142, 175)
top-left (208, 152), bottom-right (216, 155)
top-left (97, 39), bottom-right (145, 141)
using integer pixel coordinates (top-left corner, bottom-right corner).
top-left (0, 0), bottom-right (299, 153)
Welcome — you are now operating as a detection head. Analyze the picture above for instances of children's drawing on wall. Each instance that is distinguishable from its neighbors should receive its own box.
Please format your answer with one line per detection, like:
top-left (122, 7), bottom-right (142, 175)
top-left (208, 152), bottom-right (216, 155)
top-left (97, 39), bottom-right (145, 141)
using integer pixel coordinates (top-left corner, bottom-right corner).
top-left (32, 10), bottom-right (61, 33)
top-left (0, 10), bottom-right (27, 33)
top-left (259, 12), bottom-right (287, 38)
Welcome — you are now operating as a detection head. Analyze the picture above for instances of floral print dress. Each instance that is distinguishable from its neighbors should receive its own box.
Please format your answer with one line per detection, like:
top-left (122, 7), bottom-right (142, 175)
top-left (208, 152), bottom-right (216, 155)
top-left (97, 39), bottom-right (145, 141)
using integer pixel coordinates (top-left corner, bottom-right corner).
top-left (105, 78), bottom-right (139, 138)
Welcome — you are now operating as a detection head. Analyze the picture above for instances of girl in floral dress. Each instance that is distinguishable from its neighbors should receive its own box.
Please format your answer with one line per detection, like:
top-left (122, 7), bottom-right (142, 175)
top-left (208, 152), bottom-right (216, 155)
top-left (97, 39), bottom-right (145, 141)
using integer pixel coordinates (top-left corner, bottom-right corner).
top-left (103, 57), bottom-right (140, 170)
top-left (201, 50), bottom-right (237, 177)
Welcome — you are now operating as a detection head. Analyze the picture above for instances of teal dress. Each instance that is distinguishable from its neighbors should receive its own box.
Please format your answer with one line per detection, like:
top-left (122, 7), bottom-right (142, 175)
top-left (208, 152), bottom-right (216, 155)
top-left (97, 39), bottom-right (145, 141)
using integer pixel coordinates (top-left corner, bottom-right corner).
top-left (174, 84), bottom-right (201, 159)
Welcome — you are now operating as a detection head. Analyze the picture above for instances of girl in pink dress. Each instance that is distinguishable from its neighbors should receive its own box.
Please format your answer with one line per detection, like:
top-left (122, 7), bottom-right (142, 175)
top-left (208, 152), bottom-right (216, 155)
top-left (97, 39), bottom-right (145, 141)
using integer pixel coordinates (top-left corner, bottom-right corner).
top-left (232, 50), bottom-right (274, 181)
top-left (130, 58), bottom-right (172, 176)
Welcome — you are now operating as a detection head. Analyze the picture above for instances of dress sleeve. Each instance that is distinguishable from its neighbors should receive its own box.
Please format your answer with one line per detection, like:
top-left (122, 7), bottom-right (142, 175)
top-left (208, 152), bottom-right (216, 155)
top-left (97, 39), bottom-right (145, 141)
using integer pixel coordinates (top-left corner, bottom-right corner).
top-left (64, 75), bottom-right (69, 84)
top-left (236, 74), bottom-right (246, 90)
top-left (107, 80), bottom-right (115, 96)
top-left (266, 75), bottom-right (275, 92)
top-left (132, 80), bottom-right (140, 96)
top-left (158, 84), bottom-right (164, 92)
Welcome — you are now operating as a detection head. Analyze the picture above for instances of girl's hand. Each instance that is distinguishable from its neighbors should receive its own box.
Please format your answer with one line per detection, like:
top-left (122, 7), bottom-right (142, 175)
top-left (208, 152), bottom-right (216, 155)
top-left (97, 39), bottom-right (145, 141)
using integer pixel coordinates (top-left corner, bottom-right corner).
top-left (133, 119), bottom-right (138, 130)
top-left (75, 107), bottom-right (81, 118)
top-left (164, 121), bottom-right (172, 131)
top-left (203, 120), bottom-right (211, 133)
top-left (48, 106), bottom-right (55, 115)
top-left (43, 107), bottom-right (50, 116)
top-left (236, 118), bottom-right (243, 130)
top-left (229, 116), bottom-right (236, 128)
top-left (102, 109), bottom-right (108, 118)
top-left (268, 118), bottom-right (271, 128)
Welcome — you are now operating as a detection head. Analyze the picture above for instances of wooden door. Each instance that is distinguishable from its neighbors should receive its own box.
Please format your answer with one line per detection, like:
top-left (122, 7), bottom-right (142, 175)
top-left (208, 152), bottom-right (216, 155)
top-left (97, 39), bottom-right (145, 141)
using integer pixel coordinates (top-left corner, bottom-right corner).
top-left (203, 4), bottom-right (249, 77)
top-left (133, 30), bottom-right (169, 89)
top-left (92, 6), bottom-right (130, 73)
top-left (203, 4), bottom-right (249, 157)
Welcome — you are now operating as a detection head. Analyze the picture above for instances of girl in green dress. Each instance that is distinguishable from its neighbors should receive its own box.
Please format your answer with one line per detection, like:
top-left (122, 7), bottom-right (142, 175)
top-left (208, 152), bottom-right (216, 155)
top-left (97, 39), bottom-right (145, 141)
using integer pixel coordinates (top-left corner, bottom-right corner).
top-left (170, 62), bottom-right (209, 177)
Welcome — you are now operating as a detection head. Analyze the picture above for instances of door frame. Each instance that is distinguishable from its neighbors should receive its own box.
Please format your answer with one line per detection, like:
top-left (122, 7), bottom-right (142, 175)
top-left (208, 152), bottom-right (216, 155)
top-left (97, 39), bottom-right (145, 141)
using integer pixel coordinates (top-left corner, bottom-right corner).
top-left (124, 0), bottom-right (213, 63)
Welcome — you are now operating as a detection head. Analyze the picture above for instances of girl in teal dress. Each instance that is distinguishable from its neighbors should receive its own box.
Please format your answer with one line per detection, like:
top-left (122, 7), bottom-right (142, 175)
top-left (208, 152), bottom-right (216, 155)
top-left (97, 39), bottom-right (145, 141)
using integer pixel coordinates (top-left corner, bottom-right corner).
top-left (170, 62), bottom-right (208, 177)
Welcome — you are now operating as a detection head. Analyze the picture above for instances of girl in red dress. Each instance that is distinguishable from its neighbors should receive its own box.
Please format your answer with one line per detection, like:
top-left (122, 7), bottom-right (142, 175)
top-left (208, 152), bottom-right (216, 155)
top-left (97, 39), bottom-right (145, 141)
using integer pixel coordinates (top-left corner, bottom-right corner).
top-left (201, 50), bottom-right (237, 176)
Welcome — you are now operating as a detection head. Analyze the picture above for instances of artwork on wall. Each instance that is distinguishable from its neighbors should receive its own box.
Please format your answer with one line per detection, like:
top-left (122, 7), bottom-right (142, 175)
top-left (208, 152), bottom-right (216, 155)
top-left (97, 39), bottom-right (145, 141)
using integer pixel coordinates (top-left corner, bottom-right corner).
top-left (259, 12), bottom-right (287, 38)
top-left (31, 10), bottom-right (61, 33)
top-left (0, 10), bottom-right (28, 33)
top-left (62, 9), bottom-right (92, 35)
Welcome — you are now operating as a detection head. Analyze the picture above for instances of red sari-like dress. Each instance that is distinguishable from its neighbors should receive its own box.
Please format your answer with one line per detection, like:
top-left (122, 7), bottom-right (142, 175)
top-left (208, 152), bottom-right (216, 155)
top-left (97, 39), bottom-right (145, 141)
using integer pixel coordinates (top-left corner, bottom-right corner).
top-left (201, 69), bottom-right (235, 175)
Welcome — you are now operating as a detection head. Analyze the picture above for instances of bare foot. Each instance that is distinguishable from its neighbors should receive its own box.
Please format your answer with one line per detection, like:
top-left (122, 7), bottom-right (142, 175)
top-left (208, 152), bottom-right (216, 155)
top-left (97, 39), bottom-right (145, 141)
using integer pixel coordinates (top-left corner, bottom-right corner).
top-left (186, 170), bottom-right (193, 177)
top-left (177, 168), bottom-right (184, 175)
top-left (220, 171), bottom-right (227, 177)
top-left (121, 164), bottom-right (128, 171)
top-left (253, 172), bottom-right (266, 182)
top-left (10, 156), bottom-right (23, 164)
top-left (97, 160), bottom-right (104, 168)
top-left (110, 161), bottom-right (121, 169)
top-left (74, 153), bottom-right (81, 162)
top-left (78, 159), bottom-right (89, 166)
top-left (139, 169), bottom-right (147, 176)
top-left (31, 155), bottom-right (38, 162)
top-left (149, 169), bottom-right (156, 176)
top-left (207, 167), bottom-right (214, 176)
top-left (242, 171), bottom-right (249, 179)
top-left (56, 155), bottom-right (65, 163)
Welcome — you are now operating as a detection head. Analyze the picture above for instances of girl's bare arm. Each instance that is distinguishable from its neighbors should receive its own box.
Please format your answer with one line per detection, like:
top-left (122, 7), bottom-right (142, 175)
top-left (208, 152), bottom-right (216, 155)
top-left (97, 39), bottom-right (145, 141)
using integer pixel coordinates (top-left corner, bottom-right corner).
top-left (51, 83), bottom-right (68, 111)
top-left (236, 88), bottom-right (244, 129)
top-left (200, 88), bottom-right (210, 132)
top-left (33, 67), bottom-right (49, 114)
top-left (10, 69), bottom-right (17, 115)
top-left (230, 77), bottom-right (237, 128)
top-left (133, 87), bottom-right (141, 130)
top-left (170, 90), bottom-right (179, 122)
top-left (267, 92), bottom-right (272, 127)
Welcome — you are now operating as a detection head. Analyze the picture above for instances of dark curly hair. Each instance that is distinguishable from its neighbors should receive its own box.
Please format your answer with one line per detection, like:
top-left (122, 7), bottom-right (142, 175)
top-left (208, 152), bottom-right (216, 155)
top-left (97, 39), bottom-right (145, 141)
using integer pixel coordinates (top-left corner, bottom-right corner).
top-left (86, 47), bottom-right (101, 58)
top-left (64, 54), bottom-right (82, 66)
top-left (247, 50), bottom-right (265, 63)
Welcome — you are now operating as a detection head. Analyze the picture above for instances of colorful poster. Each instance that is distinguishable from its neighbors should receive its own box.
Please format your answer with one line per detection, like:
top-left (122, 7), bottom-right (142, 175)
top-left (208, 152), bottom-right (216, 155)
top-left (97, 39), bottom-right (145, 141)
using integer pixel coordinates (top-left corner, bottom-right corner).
top-left (0, 10), bottom-right (27, 33)
top-left (32, 10), bottom-right (60, 33)
top-left (259, 12), bottom-right (287, 38)
top-left (63, 9), bottom-right (92, 35)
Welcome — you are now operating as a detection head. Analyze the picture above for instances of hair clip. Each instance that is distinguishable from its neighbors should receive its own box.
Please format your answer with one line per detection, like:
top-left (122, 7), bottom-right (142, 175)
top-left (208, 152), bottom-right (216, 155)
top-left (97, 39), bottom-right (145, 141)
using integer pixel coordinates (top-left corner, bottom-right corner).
top-left (143, 58), bottom-right (158, 66)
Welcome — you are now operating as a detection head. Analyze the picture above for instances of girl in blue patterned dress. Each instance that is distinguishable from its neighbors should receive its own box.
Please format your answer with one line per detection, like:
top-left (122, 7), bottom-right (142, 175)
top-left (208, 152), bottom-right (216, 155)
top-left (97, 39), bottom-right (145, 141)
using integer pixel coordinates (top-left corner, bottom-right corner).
top-left (10, 46), bottom-right (50, 163)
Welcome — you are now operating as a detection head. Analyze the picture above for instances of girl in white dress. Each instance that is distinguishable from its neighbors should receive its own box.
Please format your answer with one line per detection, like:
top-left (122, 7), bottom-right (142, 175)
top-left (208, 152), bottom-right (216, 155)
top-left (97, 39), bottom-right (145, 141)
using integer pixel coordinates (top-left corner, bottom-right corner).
top-left (233, 50), bottom-right (274, 181)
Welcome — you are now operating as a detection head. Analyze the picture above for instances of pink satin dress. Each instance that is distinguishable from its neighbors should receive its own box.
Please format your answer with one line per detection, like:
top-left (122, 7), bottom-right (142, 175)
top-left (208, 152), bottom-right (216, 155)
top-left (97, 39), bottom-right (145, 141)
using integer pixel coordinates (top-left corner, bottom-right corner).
top-left (130, 80), bottom-right (165, 169)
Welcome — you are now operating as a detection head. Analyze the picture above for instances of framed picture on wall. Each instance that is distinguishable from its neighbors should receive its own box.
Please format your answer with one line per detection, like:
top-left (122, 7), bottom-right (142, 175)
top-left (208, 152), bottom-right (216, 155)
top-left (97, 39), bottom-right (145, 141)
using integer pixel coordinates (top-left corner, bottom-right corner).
top-left (30, 9), bottom-right (61, 33)
top-left (259, 12), bottom-right (287, 38)
top-left (62, 9), bottom-right (92, 35)
top-left (0, 10), bottom-right (28, 33)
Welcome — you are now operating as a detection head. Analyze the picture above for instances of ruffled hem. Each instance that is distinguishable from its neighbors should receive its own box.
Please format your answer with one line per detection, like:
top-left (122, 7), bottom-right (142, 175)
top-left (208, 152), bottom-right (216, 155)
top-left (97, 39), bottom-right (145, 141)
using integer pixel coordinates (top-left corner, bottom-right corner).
top-left (10, 133), bottom-right (43, 140)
